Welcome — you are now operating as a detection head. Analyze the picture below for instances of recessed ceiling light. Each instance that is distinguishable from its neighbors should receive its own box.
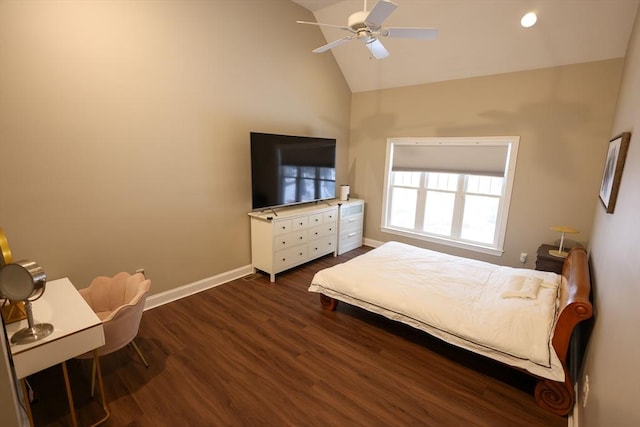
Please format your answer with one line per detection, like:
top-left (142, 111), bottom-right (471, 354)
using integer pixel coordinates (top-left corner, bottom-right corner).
top-left (521, 12), bottom-right (537, 28)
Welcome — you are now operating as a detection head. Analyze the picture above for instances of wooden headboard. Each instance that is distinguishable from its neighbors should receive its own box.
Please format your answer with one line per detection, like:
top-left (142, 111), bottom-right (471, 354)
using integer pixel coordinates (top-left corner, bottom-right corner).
top-left (535, 247), bottom-right (593, 415)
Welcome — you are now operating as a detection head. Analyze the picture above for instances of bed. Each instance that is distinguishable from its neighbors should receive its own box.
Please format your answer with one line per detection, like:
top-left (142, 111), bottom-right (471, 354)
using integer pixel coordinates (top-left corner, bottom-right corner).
top-left (308, 241), bottom-right (592, 416)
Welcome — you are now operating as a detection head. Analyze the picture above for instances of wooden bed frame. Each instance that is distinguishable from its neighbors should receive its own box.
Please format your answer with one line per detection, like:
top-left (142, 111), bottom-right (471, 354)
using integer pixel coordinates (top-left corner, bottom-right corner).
top-left (318, 247), bottom-right (592, 416)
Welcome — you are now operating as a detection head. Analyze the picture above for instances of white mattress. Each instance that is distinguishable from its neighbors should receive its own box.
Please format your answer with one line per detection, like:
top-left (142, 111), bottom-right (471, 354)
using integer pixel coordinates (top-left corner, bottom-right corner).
top-left (309, 241), bottom-right (565, 381)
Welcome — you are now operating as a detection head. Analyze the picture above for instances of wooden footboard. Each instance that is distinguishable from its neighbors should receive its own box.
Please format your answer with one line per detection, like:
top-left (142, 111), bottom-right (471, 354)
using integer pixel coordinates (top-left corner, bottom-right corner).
top-left (535, 247), bottom-right (592, 416)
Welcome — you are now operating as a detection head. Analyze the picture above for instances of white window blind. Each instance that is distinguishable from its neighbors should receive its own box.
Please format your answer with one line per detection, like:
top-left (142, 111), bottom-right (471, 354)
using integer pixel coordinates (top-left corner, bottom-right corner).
top-left (391, 143), bottom-right (508, 176)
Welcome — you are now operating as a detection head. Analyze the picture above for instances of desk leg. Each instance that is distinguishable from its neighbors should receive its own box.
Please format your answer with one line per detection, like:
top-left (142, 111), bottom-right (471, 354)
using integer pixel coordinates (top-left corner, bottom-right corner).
top-left (20, 379), bottom-right (34, 427)
top-left (90, 349), bottom-right (110, 426)
top-left (61, 361), bottom-right (78, 427)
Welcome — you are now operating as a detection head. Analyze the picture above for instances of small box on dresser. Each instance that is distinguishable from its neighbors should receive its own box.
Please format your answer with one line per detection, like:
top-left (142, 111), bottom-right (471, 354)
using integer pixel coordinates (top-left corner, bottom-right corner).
top-left (337, 198), bottom-right (364, 255)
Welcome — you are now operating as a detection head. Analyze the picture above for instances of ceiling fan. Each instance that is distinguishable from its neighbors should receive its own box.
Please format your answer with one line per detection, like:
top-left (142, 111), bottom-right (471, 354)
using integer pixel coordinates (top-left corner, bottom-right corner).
top-left (297, 0), bottom-right (438, 59)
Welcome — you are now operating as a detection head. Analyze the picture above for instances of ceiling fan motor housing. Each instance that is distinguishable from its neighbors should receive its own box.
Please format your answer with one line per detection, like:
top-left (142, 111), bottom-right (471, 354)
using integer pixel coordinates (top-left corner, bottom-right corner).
top-left (348, 11), bottom-right (371, 31)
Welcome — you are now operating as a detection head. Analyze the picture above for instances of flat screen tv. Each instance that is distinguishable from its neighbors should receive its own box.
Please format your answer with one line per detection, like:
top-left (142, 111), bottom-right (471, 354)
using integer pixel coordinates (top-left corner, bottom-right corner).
top-left (250, 132), bottom-right (336, 211)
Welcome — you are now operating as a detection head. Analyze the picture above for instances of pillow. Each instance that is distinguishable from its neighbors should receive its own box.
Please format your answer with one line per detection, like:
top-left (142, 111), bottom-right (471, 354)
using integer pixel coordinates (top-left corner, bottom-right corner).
top-left (501, 275), bottom-right (543, 299)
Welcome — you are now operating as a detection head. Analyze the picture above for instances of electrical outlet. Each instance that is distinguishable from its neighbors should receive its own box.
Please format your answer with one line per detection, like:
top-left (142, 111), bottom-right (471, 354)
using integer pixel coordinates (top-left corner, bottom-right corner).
top-left (583, 374), bottom-right (590, 408)
top-left (519, 252), bottom-right (528, 263)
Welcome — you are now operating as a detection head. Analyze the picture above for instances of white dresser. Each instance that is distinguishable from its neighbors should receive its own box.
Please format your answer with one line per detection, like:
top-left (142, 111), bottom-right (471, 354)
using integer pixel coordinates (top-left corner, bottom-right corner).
top-left (337, 198), bottom-right (364, 255)
top-left (249, 202), bottom-right (339, 282)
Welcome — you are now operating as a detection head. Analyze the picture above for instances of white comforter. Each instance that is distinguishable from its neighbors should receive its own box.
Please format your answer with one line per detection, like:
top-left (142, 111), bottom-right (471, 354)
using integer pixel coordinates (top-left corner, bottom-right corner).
top-left (309, 241), bottom-right (565, 381)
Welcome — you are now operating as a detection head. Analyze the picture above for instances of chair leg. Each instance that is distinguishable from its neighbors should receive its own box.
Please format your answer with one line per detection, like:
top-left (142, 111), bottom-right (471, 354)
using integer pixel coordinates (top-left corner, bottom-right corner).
top-left (130, 338), bottom-right (149, 367)
top-left (90, 358), bottom-right (97, 398)
top-left (90, 349), bottom-right (110, 426)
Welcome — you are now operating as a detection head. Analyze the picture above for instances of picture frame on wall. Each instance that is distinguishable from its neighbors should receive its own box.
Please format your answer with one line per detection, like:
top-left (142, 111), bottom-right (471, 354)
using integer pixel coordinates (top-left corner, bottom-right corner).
top-left (599, 132), bottom-right (631, 214)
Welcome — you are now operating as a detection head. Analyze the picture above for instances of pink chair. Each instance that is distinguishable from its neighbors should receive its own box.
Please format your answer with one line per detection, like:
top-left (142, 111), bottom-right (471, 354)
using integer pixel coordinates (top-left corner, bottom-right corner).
top-left (77, 272), bottom-right (151, 395)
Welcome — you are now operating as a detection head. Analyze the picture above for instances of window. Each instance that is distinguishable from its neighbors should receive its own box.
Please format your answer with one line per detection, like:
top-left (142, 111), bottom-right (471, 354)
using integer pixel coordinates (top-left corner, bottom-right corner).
top-left (382, 137), bottom-right (519, 255)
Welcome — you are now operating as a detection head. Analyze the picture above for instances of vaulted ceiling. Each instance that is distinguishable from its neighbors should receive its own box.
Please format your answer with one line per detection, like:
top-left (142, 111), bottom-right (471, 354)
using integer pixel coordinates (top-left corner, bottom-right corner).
top-left (291, 0), bottom-right (640, 92)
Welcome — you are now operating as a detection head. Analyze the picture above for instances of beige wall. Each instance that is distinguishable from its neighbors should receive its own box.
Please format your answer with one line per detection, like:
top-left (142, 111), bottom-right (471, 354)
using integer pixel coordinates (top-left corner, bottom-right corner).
top-left (0, 0), bottom-right (351, 294)
top-left (581, 7), bottom-right (640, 427)
top-left (349, 59), bottom-right (624, 266)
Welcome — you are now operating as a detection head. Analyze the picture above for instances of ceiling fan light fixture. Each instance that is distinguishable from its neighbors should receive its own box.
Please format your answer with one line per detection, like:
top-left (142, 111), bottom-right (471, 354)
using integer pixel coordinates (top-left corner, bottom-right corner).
top-left (521, 12), bottom-right (537, 28)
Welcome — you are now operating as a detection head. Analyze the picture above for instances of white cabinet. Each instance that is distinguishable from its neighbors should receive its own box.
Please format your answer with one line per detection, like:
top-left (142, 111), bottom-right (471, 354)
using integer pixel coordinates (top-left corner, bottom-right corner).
top-left (338, 199), bottom-right (364, 255)
top-left (249, 203), bottom-right (338, 282)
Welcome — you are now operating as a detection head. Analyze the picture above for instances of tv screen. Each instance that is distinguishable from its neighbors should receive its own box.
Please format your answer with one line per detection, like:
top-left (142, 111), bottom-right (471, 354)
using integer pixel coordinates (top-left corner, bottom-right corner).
top-left (250, 132), bottom-right (336, 210)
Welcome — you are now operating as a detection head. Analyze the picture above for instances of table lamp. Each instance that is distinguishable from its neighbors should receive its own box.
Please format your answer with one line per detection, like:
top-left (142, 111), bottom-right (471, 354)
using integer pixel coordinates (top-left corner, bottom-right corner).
top-left (549, 226), bottom-right (579, 258)
top-left (0, 260), bottom-right (54, 344)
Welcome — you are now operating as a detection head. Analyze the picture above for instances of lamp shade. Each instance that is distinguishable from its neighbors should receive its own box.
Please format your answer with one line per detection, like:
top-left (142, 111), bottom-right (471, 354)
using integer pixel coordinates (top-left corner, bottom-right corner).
top-left (549, 226), bottom-right (579, 258)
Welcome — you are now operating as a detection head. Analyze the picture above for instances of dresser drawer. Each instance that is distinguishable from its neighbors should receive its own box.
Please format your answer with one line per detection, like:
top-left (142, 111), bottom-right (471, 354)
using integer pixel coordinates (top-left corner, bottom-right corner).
top-left (340, 215), bottom-right (363, 233)
top-left (275, 245), bottom-right (308, 270)
top-left (308, 213), bottom-right (324, 226)
top-left (291, 216), bottom-right (309, 231)
top-left (339, 229), bottom-right (362, 248)
top-left (274, 231), bottom-right (307, 250)
top-left (308, 235), bottom-right (337, 256)
top-left (341, 202), bottom-right (363, 218)
top-left (309, 222), bottom-right (337, 240)
top-left (273, 219), bottom-right (292, 235)
top-left (323, 210), bottom-right (337, 223)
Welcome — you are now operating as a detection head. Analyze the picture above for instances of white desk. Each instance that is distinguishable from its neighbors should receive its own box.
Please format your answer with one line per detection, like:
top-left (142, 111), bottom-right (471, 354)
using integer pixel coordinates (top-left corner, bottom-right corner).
top-left (6, 277), bottom-right (107, 426)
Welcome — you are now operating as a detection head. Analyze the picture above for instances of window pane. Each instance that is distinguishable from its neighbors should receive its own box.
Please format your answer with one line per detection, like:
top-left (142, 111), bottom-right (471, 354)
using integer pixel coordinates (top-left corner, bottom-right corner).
top-left (423, 191), bottom-right (455, 236)
top-left (393, 171), bottom-right (421, 187)
top-left (389, 187), bottom-right (417, 228)
top-left (427, 173), bottom-right (458, 191)
top-left (461, 195), bottom-right (499, 243)
top-left (466, 175), bottom-right (503, 195)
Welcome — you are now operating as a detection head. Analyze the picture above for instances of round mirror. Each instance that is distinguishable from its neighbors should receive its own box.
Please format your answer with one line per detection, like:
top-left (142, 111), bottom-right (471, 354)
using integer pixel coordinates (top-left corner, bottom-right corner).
top-left (0, 260), bottom-right (46, 301)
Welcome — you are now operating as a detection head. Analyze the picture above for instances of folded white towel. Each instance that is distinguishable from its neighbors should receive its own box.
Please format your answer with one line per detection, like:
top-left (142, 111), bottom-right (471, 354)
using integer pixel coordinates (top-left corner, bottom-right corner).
top-left (501, 276), bottom-right (543, 299)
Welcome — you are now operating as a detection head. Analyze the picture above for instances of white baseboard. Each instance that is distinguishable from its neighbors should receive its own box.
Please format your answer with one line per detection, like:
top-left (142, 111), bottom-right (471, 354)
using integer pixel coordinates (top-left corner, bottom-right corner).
top-left (363, 237), bottom-right (383, 248)
top-left (144, 264), bottom-right (254, 311)
top-left (567, 381), bottom-right (579, 427)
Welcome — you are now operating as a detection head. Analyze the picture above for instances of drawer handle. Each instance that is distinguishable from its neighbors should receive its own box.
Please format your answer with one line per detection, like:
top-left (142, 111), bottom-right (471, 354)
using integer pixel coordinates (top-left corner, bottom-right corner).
top-left (299, 252), bottom-right (303, 256)
top-left (315, 219), bottom-right (319, 222)
top-left (348, 232), bottom-right (356, 237)
top-left (349, 218), bottom-right (356, 222)
top-left (299, 236), bottom-right (303, 240)
top-left (281, 241), bottom-right (286, 245)
top-left (282, 258), bottom-right (286, 261)
top-left (299, 222), bottom-right (303, 225)
top-left (329, 228), bottom-right (333, 231)
top-left (282, 226), bottom-right (286, 230)
top-left (314, 232), bottom-right (318, 235)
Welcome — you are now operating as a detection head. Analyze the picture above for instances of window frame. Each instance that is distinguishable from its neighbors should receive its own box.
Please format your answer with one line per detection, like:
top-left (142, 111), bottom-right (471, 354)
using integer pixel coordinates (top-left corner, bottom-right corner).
top-left (381, 136), bottom-right (520, 256)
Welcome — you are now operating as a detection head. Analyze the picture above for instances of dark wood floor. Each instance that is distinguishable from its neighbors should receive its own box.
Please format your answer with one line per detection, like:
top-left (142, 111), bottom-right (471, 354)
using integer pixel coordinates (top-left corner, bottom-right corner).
top-left (29, 246), bottom-right (566, 426)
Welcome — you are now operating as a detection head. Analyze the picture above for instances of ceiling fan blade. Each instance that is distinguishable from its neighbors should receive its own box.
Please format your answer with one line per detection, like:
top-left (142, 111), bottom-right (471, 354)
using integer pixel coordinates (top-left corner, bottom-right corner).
top-left (365, 38), bottom-right (389, 59)
top-left (297, 20), bottom-right (353, 32)
top-left (365, 0), bottom-right (397, 29)
top-left (312, 35), bottom-right (354, 53)
top-left (383, 27), bottom-right (439, 40)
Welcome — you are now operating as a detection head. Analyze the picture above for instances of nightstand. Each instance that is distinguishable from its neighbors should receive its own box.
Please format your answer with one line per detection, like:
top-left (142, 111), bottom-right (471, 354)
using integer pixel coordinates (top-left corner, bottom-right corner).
top-left (535, 244), bottom-right (565, 274)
